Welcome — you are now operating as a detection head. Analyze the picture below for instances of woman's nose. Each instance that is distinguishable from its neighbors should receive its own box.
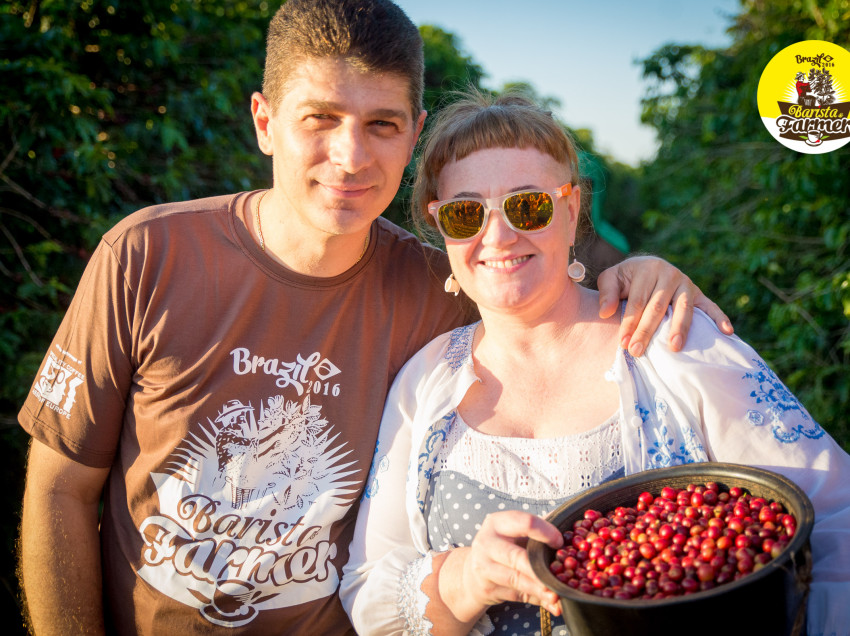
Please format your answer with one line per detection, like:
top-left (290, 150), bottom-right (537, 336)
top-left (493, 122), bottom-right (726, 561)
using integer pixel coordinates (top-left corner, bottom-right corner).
top-left (479, 207), bottom-right (518, 246)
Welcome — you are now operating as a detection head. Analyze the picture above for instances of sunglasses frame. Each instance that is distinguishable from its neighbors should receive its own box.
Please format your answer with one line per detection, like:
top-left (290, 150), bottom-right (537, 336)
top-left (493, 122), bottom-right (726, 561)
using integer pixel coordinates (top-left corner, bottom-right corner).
top-left (428, 183), bottom-right (576, 242)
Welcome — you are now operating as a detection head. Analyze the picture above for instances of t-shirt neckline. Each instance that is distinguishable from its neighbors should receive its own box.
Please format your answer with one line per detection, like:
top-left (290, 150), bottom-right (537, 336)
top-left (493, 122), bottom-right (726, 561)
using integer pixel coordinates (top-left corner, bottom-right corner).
top-left (229, 189), bottom-right (376, 289)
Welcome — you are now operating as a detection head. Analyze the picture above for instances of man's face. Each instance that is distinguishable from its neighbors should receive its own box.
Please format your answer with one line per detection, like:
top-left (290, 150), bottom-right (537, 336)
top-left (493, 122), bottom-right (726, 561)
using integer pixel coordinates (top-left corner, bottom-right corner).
top-left (253, 57), bottom-right (426, 241)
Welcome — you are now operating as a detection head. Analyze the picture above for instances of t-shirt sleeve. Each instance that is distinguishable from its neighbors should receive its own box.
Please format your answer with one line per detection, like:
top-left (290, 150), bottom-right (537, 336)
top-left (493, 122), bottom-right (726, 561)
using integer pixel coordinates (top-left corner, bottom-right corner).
top-left (18, 240), bottom-right (135, 468)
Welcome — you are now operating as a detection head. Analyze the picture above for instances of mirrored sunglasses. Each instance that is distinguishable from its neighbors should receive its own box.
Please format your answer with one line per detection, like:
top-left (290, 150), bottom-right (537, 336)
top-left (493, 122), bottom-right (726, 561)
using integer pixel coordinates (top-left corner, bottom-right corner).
top-left (428, 184), bottom-right (574, 242)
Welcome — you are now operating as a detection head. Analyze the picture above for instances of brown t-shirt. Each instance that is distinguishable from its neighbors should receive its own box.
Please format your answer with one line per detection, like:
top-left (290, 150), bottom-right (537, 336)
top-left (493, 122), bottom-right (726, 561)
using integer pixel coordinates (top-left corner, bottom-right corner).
top-left (18, 192), bottom-right (469, 635)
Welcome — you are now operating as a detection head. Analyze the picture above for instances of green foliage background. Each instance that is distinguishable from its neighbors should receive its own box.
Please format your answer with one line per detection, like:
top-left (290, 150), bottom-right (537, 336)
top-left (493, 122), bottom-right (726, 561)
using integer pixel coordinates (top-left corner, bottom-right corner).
top-left (1, 0), bottom-right (848, 630)
top-left (1, 0), bottom-right (276, 627)
top-left (637, 0), bottom-right (850, 451)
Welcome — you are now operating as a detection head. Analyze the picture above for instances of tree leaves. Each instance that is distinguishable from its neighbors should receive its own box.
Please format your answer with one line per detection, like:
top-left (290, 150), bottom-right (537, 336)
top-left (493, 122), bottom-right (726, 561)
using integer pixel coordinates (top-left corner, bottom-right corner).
top-left (0, 0), bottom-right (275, 414)
top-left (638, 0), bottom-right (850, 450)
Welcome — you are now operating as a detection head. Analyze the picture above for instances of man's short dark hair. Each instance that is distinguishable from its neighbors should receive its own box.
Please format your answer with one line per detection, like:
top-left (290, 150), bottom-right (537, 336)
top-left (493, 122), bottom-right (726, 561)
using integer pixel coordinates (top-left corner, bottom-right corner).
top-left (263, 0), bottom-right (424, 118)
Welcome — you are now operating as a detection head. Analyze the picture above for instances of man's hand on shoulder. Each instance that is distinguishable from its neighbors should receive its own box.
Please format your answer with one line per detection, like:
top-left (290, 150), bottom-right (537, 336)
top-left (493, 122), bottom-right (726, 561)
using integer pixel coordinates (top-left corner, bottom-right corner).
top-left (597, 255), bottom-right (734, 357)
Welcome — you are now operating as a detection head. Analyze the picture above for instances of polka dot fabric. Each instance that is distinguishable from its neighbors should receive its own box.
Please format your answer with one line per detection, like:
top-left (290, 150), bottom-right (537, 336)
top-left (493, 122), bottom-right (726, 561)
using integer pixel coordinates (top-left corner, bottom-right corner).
top-left (423, 415), bottom-right (626, 635)
top-left (425, 470), bottom-right (571, 635)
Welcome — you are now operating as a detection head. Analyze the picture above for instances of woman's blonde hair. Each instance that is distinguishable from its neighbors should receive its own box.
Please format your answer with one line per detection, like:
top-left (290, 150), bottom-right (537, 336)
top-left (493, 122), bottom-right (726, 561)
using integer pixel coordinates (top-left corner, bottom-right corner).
top-left (411, 89), bottom-right (580, 241)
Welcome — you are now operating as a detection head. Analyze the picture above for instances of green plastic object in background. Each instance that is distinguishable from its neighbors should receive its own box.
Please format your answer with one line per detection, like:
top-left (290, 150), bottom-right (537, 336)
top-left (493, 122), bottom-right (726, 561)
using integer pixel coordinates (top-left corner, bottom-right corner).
top-left (578, 152), bottom-right (631, 254)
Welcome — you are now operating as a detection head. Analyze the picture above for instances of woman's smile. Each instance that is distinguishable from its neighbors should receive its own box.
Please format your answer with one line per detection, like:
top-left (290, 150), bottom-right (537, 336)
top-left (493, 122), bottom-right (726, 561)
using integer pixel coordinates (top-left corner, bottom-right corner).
top-left (480, 255), bottom-right (532, 271)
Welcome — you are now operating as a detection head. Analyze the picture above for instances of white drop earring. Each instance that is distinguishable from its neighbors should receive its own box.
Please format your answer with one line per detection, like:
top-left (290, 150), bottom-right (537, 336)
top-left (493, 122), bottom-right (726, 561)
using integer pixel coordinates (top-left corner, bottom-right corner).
top-left (444, 273), bottom-right (460, 296)
top-left (568, 245), bottom-right (586, 283)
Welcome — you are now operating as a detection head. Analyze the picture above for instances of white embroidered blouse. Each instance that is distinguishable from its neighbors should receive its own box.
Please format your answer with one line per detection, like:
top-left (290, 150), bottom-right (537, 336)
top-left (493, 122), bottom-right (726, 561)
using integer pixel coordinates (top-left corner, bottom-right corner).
top-left (340, 309), bottom-right (850, 636)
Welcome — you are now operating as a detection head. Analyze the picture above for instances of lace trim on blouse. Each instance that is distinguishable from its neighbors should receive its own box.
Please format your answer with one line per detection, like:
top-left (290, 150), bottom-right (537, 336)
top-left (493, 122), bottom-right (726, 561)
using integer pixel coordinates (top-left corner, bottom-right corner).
top-left (436, 412), bottom-right (623, 500)
top-left (398, 553), bottom-right (435, 635)
top-left (397, 551), bottom-right (496, 636)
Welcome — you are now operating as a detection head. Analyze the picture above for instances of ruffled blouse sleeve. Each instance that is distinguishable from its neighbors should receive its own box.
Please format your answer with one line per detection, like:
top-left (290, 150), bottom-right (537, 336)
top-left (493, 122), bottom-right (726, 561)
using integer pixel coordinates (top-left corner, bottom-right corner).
top-left (340, 325), bottom-right (481, 635)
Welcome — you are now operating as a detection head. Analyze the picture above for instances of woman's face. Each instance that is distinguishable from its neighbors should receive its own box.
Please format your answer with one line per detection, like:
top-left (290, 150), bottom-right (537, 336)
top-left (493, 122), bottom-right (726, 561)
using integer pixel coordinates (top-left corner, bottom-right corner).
top-left (436, 146), bottom-right (580, 320)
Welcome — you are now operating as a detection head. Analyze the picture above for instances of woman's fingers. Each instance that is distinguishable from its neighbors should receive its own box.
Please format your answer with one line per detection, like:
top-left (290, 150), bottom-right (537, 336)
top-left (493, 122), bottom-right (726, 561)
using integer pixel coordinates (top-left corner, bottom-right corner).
top-left (466, 512), bottom-right (563, 614)
top-left (483, 510), bottom-right (562, 544)
top-left (468, 551), bottom-right (562, 616)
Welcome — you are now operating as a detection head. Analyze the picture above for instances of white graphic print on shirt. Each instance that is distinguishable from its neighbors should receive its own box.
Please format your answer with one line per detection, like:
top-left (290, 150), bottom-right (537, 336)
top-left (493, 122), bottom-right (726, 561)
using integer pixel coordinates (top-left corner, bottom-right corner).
top-left (136, 350), bottom-right (358, 627)
top-left (31, 345), bottom-right (85, 418)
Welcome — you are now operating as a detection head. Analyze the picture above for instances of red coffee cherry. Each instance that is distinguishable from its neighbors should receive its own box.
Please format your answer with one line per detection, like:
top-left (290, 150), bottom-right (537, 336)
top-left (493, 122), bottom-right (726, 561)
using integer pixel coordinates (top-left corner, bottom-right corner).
top-left (549, 481), bottom-right (797, 601)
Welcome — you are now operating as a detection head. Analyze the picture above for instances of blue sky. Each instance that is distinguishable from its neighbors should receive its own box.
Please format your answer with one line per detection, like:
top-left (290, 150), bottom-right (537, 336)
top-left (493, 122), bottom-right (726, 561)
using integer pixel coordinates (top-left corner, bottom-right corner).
top-left (394, 0), bottom-right (741, 166)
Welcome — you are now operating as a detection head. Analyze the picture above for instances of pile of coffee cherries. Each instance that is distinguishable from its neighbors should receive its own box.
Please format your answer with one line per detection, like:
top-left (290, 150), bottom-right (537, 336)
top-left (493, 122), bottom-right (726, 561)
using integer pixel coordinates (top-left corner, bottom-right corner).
top-left (548, 481), bottom-right (798, 600)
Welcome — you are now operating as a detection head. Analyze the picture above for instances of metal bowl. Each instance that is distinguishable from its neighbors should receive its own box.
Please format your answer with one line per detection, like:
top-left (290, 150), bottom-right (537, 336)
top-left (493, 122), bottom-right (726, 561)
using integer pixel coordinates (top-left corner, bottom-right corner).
top-left (528, 463), bottom-right (814, 636)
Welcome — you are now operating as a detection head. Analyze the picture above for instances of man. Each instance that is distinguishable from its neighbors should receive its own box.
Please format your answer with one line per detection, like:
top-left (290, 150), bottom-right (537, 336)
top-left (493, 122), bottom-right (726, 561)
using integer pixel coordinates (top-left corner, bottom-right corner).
top-left (17, 1), bottom-right (731, 634)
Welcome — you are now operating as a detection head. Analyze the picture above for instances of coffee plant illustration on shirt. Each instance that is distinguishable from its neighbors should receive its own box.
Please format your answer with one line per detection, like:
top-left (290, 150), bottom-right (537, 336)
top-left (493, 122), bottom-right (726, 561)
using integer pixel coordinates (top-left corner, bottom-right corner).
top-left (213, 394), bottom-right (335, 511)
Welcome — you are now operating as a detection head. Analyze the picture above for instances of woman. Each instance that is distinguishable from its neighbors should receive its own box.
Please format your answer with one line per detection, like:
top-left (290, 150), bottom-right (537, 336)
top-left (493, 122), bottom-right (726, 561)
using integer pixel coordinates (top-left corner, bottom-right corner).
top-left (339, 92), bottom-right (850, 636)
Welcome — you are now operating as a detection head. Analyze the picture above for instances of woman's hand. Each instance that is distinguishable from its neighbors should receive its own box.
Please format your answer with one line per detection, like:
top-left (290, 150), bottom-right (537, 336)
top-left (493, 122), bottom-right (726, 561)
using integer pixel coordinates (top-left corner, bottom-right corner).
top-left (596, 255), bottom-right (734, 357)
top-left (432, 511), bottom-right (564, 630)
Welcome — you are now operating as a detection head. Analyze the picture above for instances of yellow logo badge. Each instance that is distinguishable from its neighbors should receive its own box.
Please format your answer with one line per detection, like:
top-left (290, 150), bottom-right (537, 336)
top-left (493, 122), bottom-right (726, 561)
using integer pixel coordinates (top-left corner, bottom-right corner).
top-left (757, 40), bottom-right (850, 154)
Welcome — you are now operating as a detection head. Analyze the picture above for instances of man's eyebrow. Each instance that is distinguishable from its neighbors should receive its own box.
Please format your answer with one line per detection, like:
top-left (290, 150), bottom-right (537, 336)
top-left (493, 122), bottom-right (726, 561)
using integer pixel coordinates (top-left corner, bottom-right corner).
top-left (297, 100), bottom-right (409, 121)
top-left (368, 108), bottom-right (410, 122)
top-left (296, 99), bottom-right (340, 112)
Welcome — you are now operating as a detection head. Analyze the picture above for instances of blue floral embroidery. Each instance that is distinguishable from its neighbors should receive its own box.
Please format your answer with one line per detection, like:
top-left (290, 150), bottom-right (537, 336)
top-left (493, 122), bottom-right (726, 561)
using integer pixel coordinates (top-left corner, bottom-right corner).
top-left (746, 410), bottom-right (765, 426)
top-left (646, 425), bottom-right (676, 466)
top-left (635, 403), bottom-right (650, 424)
top-left (677, 427), bottom-right (706, 463)
top-left (416, 413), bottom-right (454, 512)
top-left (445, 324), bottom-right (476, 371)
top-left (646, 425), bottom-right (706, 467)
top-left (743, 358), bottom-right (824, 443)
top-left (655, 398), bottom-right (668, 416)
top-left (364, 440), bottom-right (389, 499)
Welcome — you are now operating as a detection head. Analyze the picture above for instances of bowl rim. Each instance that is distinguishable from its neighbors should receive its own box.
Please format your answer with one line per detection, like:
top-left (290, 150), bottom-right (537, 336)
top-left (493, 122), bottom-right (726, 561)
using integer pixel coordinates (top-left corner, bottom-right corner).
top-left (528, 462), bottom-right (814, 608)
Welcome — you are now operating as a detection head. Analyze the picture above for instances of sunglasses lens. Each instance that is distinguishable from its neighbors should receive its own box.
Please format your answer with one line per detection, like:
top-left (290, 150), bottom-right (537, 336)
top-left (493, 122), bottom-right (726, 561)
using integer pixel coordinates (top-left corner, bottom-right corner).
top-left (504, 192), bottom-right (554, 231)
top-left (438, 200), bottom-right (486, 240)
